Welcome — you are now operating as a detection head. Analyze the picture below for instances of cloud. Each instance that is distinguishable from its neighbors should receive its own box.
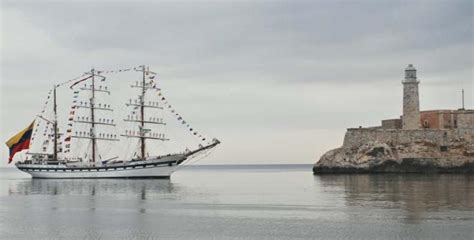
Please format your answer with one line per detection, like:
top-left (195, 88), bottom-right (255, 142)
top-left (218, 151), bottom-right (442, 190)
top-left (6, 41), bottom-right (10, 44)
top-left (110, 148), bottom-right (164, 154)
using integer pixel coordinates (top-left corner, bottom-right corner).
top-left (3, 0), bottom-right (472, 84)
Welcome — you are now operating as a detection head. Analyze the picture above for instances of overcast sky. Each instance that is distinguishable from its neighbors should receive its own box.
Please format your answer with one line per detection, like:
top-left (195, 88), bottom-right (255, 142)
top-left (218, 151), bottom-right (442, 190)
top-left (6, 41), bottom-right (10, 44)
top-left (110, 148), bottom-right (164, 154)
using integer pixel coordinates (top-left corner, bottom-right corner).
top-left (1, 0), bottom-right (472, 167)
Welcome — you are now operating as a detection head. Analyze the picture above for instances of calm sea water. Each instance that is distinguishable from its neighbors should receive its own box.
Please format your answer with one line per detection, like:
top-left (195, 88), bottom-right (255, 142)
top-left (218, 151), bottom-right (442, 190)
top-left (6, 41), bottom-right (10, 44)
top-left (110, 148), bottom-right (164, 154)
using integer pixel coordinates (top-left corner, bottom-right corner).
top-left (0, 165), bottom-right (473, 240)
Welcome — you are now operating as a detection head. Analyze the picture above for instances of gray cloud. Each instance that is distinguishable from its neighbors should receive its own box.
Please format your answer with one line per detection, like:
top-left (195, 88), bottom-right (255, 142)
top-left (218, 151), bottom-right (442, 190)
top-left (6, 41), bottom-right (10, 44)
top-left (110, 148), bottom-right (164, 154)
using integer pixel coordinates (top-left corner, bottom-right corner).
top-left (3, 0), bottom-right (472, 83)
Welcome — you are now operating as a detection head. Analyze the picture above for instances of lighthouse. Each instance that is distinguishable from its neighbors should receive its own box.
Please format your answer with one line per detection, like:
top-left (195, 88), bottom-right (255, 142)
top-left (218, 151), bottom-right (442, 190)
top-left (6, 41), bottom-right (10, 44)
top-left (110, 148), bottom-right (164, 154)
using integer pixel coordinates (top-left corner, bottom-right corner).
top-left (402, 64), bottom-right (420, 129)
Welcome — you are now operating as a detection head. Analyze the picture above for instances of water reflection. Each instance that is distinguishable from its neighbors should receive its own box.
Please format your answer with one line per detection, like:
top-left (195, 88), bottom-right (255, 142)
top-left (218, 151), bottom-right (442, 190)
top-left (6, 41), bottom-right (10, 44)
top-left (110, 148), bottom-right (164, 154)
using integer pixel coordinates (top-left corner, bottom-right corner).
top-left (316, 174), bottom-right (474, 222)
top-left (8, 178), bottom-right (178, 199)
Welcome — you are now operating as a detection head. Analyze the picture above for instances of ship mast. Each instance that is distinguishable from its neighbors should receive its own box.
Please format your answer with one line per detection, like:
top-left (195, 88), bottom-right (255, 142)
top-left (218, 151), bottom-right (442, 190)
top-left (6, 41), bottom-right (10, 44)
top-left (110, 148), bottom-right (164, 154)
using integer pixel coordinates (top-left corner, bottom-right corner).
top-left (71, 68), bottom-right (118, 165)
top-left (53, 84), bottom-right (58, 161)
top-left (122, 65), bottom-right (168, 160)
top-left (90, 68), bottom-right (97, 164)
top-left (140, 65), bottom-right (146, 159)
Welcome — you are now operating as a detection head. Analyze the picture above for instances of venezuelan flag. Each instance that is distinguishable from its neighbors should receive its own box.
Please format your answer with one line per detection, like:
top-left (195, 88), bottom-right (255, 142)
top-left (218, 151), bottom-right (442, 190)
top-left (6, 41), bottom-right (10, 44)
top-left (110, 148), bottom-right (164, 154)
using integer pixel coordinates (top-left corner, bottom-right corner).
top-left (5, 121), bottom-right (35, 163)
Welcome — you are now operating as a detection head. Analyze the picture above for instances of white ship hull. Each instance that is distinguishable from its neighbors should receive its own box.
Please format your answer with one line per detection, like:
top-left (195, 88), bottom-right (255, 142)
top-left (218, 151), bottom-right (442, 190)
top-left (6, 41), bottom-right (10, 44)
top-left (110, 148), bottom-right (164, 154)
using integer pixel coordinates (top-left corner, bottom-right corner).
top-left (15, 139), bottom-right (221, 179)
top-left (21, 164), bottom-right (178, 179)
top-left (16, 154), bottom-right (187, 179)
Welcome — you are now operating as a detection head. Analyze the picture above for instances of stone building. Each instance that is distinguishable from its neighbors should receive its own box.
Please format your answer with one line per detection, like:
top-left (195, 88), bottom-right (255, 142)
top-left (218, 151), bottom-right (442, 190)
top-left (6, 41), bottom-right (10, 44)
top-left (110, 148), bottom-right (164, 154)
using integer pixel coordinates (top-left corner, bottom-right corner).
top-left (381, 118), bottom-right (402, 129)
top-left (382, 109), bottom-right (473, 130)
top-left (457, 110), bottom-right (474, 129)
top-left (420, 109), bottom-right (474, 129)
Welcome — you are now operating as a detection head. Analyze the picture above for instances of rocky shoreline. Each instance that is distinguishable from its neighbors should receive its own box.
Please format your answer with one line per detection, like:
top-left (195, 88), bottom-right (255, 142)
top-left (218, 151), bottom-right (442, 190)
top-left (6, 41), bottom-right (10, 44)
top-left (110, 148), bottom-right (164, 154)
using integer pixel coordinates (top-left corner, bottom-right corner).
top-left (313, 129), bottom-right (474, 174)
top-left (314, 158), bottom-right (474, 174)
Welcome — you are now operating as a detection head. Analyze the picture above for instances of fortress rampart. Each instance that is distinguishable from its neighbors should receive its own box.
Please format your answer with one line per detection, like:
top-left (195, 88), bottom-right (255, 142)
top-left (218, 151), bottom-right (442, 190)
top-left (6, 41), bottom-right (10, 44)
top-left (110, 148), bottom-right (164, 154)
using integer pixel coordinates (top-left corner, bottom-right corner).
top-left (342, 128), bottom-right (473, 149)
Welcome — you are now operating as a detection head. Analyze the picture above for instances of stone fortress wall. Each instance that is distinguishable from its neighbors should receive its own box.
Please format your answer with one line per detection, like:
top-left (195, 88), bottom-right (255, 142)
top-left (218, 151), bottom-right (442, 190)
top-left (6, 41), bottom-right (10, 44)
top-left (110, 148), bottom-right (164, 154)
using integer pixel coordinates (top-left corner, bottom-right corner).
top-left (342, 128), bottom-right (473, 149)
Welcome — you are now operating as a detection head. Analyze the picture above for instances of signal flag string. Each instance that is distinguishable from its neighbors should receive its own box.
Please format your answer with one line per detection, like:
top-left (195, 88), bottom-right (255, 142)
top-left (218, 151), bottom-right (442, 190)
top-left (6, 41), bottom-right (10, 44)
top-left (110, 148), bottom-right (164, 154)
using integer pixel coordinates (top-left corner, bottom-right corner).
top-left (156, 88), bottom-right (210, 144)
top-left (31, 89), bottom-right (53, 145)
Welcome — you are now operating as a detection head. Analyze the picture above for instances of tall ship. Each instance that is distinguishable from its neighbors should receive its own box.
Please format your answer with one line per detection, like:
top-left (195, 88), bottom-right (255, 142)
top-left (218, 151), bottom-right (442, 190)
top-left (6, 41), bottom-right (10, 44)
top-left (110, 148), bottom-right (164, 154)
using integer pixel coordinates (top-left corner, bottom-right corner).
top-left (5, 65), bottom-right (220, 178)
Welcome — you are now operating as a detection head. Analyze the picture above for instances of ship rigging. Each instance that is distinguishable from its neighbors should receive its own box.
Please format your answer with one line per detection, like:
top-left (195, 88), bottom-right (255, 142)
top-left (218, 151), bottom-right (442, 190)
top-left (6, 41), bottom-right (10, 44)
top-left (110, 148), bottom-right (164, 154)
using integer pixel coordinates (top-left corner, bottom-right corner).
top-left (7, 65), bottom-right (220, 178)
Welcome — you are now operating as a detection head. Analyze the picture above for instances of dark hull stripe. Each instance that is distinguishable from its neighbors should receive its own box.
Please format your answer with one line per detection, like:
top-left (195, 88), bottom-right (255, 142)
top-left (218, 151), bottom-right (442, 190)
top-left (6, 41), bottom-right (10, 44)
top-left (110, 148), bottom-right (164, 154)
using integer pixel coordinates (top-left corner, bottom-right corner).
top-left (31, 176), bottom-right (171, 179)
top-left (17, 159), bottom-right (185, 172)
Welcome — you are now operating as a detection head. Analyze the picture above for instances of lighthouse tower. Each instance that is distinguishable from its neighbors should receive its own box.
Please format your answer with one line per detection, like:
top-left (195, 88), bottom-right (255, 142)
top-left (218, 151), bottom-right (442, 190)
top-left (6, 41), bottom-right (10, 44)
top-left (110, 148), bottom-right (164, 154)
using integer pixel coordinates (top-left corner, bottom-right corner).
top-left (402, 64), bottom-right (420, 129)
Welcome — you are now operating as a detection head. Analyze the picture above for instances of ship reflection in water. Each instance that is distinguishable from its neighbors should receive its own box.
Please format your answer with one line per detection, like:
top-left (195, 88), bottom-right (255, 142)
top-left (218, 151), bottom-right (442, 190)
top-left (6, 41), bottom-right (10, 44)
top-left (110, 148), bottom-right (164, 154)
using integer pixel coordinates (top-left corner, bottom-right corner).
top-left (10, 178), bottom-right (176, 200)
top-left (7, 178), bottom-right (180, 216)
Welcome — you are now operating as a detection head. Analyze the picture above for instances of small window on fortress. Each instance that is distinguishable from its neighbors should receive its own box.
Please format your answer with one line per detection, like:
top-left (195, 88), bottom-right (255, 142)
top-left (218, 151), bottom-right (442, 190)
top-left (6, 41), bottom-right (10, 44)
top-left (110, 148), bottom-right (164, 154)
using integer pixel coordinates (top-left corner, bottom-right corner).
top-left (440, 146), bottom-right (448, 152)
